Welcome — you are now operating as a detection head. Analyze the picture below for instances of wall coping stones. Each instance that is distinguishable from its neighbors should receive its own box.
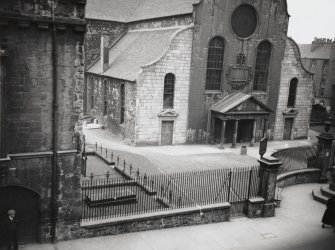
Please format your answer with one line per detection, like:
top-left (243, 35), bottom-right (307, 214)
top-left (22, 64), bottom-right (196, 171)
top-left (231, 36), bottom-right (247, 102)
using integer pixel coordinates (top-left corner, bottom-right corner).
top-left (7, 150), bottom-right (78, 159)
top-left (81, 202), bottom-right (231, 228)
top-left (249, 197), bottom-right (265, 203)
top-left (277, 168), bottom-right (320, 181)
top-left (8, 151), bottom-right (53, 159)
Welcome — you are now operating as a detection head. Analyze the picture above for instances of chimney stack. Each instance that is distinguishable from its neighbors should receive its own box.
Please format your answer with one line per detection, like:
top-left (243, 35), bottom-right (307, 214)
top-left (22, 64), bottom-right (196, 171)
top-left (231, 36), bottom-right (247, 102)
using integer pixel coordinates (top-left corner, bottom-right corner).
top-left (101, 34), bottom-right (110, 72)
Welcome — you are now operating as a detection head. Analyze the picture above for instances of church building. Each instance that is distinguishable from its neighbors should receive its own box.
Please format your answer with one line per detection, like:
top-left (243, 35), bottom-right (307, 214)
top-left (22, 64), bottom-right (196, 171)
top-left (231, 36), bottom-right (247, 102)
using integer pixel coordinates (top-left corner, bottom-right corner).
top-left (85, 0), bottom-right (314, 146)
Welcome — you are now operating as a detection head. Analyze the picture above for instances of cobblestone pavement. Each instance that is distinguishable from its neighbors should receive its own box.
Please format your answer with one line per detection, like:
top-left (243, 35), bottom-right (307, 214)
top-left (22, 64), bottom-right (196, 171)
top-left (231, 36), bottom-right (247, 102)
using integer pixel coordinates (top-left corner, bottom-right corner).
top-left (23, 183), bottom-right (335, 250)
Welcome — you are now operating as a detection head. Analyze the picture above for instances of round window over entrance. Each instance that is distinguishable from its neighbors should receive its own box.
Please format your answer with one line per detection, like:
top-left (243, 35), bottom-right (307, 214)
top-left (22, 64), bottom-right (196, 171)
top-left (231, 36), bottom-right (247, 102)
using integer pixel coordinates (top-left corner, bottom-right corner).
top-left (231, 5), bottom-right (258, 39)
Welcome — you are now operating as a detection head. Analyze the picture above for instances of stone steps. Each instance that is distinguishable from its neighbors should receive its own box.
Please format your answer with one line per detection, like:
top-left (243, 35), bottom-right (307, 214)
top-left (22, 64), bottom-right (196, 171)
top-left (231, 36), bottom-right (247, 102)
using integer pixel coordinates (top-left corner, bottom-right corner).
top-left (321, 185), bottom-right (335, 198)
top-left (312, 185), bottom-right (335, 205)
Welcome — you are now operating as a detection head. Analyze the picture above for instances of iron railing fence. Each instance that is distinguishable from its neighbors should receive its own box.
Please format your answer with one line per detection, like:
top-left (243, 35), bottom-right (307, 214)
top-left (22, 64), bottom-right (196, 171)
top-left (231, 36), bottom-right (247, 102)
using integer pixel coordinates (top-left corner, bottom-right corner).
top-left (81, 166), bottom-right (260, 221)
top-left (84, 142), bottom-right (140, 177)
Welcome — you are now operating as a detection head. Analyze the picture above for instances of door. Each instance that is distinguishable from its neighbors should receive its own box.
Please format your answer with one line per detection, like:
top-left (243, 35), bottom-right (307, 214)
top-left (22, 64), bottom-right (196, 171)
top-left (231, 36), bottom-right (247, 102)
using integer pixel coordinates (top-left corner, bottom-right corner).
top-left (161, 121), bottom-right (174, 145)
top-left (283, 118), bottom-right (294, 140)
top-left (224, 120), bottom-right (234, 143)
top-left (237, 119), bottom-right (253, 143)
top-left (0, 186), bottom-right (40, 244)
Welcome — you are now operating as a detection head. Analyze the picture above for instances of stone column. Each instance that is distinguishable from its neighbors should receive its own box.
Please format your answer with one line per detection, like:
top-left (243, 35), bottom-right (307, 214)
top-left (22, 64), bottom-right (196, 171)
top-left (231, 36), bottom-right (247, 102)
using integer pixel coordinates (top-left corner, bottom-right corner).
top-left (219, 120), bottom-right (226, 148)
top-left (232, 120), bottom-right (239, 148)
top-left (316, 132), bottom-right (334, 183)
top-left (258, 156), bottom-right (282, 217)
top-left (250, 119), bottom-right (257, 147)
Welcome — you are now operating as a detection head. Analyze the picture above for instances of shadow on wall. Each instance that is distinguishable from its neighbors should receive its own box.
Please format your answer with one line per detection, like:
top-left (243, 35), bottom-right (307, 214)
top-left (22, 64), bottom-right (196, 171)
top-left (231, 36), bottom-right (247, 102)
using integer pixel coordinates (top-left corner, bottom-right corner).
top-left (272, 145), bottom-right (317, 174)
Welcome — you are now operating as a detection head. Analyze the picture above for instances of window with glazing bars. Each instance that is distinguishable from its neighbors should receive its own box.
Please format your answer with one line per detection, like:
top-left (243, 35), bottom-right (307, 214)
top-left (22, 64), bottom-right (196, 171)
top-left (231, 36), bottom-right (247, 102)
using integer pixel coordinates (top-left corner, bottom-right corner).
top-left (163, 73), bottom-right (175, 109)
top-left (253, 41), bottom-right (271, 91)
top-left (206, 37), bottom-right (225, 91)
top-left (120, 84), bottom-right (125, 124)
top-left (287, 78), bottom-right (298, 107)
top-left (103, 80), bottom-right (108, 116)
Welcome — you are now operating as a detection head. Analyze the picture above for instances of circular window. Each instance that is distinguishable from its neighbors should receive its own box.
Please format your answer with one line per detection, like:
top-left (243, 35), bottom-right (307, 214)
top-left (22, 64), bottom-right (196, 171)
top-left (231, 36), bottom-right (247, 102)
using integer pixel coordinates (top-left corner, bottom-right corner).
top-left (231, 5), bottom-right (257, 39)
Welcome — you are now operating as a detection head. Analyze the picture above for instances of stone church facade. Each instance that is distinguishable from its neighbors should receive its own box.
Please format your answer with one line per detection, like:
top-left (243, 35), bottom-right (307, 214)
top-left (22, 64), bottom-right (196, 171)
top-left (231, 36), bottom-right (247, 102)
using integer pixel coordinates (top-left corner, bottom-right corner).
top-left (85, 0), bottom-right (313, 146)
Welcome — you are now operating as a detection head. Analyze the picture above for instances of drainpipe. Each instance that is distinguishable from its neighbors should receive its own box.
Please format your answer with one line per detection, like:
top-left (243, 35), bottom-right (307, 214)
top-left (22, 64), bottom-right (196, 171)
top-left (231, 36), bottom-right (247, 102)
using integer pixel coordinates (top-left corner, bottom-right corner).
top-left (51, 1), bottom-right (59, 243)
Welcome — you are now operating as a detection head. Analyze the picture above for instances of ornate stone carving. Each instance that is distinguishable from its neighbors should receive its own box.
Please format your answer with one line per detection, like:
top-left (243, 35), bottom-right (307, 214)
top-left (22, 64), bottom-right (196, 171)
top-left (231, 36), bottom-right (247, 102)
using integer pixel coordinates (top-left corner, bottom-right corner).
top-left (157, 109), bottom-right (179, 118)
top-left (227, 65), bottom-right (253, 90)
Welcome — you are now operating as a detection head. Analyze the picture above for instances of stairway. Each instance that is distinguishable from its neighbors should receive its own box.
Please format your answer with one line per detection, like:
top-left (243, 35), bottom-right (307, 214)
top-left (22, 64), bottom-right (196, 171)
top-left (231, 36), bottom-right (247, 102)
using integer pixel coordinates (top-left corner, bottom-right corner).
top-left (312, 184), bottom-right (335, 204)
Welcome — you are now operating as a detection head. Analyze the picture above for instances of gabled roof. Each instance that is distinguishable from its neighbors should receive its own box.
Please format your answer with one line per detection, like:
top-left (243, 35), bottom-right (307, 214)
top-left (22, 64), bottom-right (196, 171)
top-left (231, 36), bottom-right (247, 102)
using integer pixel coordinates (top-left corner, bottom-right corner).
top-left (211, 92), bottom-right (273, 114)
top-left (87, 27), bottom-right (183, 81)
top-left (298, 43), bottom-right (332, 60)
top-left (86, 0), bottom-right (198, 23)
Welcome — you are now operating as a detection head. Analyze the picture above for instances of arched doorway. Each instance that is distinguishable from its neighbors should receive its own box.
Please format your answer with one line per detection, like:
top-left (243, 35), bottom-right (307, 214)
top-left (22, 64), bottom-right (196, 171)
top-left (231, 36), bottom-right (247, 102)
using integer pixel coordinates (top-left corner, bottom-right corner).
top-left (0, 186), bottom-right (40, 244)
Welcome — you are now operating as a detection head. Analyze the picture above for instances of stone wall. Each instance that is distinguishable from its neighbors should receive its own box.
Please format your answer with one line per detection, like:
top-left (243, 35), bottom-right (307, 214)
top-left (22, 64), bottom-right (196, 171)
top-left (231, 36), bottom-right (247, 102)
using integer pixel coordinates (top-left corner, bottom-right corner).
top-left (85, 19), bottom-right (127, 67)
top-left (274, 38), bottom-right (314, 140)
top-left (272, 145), bottom-right (317, 174)
top-left (0, 151), bottom-right (81, 242)
top-left (189, 0), bottom-right (289, 131)
top-left (86, 74), bottom-right (136, 144)
top-left (70, 203), bottom-right (230, 240)
top-left (276, 168), bottom-right (321, 188)
top-left (0, 0), bottom-right (86, 243)
top-left (128, 15), bottom-right (193, 30)
top-left (136, 27), bottom-right (193, 145)
top-left (1, 21), bottom-right (85, 153)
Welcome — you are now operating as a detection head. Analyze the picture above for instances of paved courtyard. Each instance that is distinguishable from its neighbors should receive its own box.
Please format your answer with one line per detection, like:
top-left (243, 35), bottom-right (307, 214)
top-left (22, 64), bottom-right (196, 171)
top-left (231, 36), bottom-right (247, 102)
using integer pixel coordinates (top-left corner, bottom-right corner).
top-left (83, 127), bottom-right (315, 176)
top-left (23, 183), bottom-right (335, 250)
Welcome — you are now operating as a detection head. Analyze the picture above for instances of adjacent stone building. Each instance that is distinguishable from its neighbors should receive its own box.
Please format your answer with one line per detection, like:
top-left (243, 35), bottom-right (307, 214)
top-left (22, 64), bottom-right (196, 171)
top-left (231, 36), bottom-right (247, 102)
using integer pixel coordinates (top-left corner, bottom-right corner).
top-left (85, 0), bottom-right (313, 146)
top-left (0, 0), bottom-right (86, 244)
top-left (299, 38), bottom-right (335, 117)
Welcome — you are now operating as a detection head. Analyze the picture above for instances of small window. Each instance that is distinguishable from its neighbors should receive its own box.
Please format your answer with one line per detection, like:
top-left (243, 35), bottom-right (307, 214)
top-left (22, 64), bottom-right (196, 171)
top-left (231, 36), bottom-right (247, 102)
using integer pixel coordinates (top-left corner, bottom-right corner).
top-left (287, 78), bottom-right (298, 107)
top-left (206, 37), bottom-right (225, 91)
top-left (120, 84), bottom-right (125, 124)
top-left (90, 76), bottom-right (94, 109)
top-left (163, 73), bottom-right (175, 109)
top-left (103, 80), bottom-right (108, 116)
top-left (253, 41), bottom-right (272, 91)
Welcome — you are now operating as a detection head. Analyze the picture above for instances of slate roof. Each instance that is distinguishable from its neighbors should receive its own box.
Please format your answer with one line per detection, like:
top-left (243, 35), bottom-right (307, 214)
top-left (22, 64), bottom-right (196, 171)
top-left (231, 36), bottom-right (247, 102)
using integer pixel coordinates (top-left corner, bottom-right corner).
top-left (211, 92), bottom-right (272, 114)
top-left (298, 44), bottom-right (332, 60)
top-left (87, 27), bottom-right (182, 81)
top-left (86, 0), bottom-right (198, 22)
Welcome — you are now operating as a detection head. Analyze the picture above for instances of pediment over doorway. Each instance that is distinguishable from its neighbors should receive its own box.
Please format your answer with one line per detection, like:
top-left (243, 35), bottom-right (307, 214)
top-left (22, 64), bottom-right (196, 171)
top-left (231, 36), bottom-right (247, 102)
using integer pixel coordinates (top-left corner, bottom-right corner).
top-left (211, 92), bottom-right (272, 115)
top-left (157, 109), bottom-right (179, 117)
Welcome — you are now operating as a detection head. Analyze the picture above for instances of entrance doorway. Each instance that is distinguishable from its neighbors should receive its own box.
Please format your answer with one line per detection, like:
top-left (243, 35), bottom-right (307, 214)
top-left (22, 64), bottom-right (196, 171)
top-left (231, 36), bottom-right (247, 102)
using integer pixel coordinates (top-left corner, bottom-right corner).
top-left (213, 118), bottom-right (222, 144)
top-left (161, 121), bottom-right (174, 145)
top-left (283, 118), bottom-right (294, 140)
top-left (0, 186), bottom-right (40, 244)
top-left (237, 119), bottom-right (253, 143)
top-left (224, 120), bottom-right (234, 143)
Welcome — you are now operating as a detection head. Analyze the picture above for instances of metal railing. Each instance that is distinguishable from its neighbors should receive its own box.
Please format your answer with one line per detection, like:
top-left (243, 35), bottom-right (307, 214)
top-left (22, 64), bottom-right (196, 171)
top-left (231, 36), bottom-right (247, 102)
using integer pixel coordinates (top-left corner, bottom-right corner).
top-left (81, 166), bottom-right (260, 221)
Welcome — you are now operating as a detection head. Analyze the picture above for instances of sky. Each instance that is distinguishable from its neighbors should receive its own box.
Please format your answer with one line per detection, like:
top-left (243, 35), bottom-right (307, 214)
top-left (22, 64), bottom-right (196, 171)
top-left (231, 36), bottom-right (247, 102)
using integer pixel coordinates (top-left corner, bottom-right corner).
top-left (287, 0), bottom-right (335, 44)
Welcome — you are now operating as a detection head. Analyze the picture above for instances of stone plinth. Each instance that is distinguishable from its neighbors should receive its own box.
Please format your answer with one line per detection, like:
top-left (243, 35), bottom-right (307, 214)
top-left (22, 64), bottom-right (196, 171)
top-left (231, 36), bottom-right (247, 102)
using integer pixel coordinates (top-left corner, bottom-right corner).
top-left (246, 197), bottom-right (264, 218)
top-left (258, 156), bottom-right (282, 217)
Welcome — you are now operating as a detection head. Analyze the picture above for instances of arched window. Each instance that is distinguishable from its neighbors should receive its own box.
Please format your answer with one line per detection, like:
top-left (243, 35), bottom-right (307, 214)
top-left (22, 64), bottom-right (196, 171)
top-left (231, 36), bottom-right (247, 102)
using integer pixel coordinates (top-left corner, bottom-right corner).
top-left (253, 41), bottom-right (272, 91)
top-left (287, 78), bottom-right (298, 107)
top-left (206, 37), bottom-right (225, 91)
top-left (163, 73), bottom-right (175, 109)
top-left (120, 84), bottom-right (125, 124)
top-left (90, 76), bottom-right (94, 109)
top-left (103, 79), bottom-right (108, 116)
